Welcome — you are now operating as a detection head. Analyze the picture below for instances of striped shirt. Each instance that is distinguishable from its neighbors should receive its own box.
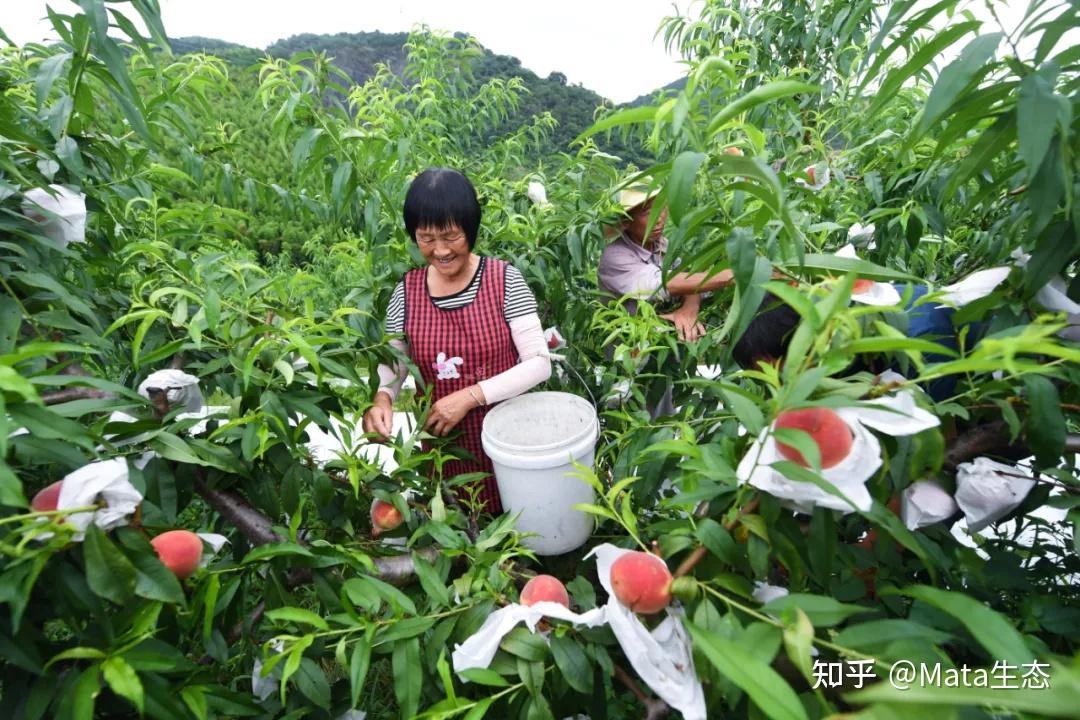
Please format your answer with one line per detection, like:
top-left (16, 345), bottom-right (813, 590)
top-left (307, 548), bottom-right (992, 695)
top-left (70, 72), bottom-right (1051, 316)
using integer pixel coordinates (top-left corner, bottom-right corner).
top-left (385, 256), bottom-right (537, 334)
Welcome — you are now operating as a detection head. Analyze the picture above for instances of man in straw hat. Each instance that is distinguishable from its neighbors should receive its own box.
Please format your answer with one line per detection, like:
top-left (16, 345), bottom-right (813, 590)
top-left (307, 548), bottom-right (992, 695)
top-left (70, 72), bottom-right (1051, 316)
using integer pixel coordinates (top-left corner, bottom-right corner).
top-left (598, 179), bottom-right (737, 341)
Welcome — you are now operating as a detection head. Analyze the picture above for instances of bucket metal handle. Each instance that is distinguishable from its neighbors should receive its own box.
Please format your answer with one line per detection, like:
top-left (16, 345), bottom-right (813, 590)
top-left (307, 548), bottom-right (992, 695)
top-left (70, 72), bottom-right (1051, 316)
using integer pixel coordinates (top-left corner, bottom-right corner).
top-left (546, 351), bottom-right (599, 413)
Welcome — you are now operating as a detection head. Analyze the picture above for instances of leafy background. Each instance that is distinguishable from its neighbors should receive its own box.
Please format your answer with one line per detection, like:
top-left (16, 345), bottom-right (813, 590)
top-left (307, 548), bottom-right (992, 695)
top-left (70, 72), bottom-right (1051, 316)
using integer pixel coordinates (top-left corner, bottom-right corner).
top-left (1, 0), bottom-right (1079, 718)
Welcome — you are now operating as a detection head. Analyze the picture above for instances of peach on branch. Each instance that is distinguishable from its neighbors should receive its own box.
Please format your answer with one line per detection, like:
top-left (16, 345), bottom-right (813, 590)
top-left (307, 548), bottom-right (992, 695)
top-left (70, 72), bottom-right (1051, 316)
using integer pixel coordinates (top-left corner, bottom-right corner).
top-left (31, 481), bottom-right (63, 512)
top-left (774, 408), bottom-right (853, 469)
top-left (520, 574), bottom-right (570, 608)
top-left (150, 529), bottom-right (203, 579)
top-left (610, 551), bottom-right (673, 614)
top-left (370, 497), bottom-right (404, 537)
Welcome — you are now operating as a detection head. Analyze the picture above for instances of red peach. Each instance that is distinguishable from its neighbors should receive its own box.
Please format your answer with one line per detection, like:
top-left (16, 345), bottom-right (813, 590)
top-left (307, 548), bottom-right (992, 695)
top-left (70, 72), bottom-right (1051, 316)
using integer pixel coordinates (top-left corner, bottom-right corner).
top-left (547, 334), bottom-right (560, 350)
top-left (852, 278), bottom-right (875, 294)
top-left (610, 551), bottom-right (673, 614)
top-left (774, 408), bottom-right (853, 469)
top-left (724, 147), bottom-right (743, 156)
top-left (150, 530), bottom-right (203, 579)
top-left (520, 574), bottom-right (570, 609)
top-left (370, 498), bottom-right (404, 537)
top-left (806, 166), bottom-right (817, 185)
top-left (31, 481), bottom-right (63, 512)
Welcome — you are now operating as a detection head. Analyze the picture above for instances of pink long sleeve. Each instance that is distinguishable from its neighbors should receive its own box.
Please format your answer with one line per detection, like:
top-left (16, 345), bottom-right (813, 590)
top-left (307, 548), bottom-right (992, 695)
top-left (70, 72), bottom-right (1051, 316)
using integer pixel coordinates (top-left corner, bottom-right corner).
top-left (478, 313), bottom-right (552, 403)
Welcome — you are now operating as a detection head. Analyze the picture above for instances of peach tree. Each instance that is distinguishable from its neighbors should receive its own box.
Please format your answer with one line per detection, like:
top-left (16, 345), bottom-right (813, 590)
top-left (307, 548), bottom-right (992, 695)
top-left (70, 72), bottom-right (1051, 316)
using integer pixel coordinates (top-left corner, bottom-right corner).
top-left (1, 1), bottom-right (1080, 719)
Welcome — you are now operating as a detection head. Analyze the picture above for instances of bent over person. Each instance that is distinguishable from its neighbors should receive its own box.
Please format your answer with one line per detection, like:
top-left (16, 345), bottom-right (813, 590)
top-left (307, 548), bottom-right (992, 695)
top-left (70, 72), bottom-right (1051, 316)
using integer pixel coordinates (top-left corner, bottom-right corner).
top-left (599, 181), bottom-right (738, 341)
top-left (363, 168), bottom-right (551, 513)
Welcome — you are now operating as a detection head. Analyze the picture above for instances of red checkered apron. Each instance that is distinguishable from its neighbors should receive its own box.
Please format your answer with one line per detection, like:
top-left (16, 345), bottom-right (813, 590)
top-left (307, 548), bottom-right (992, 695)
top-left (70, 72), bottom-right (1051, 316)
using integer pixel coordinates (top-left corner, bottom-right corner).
top-left (403, 257), bottom-right (518, 513)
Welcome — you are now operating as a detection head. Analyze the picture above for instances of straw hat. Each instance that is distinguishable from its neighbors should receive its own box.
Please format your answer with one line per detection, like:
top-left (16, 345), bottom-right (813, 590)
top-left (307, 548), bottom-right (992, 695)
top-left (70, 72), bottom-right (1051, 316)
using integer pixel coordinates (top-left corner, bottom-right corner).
top-left (616, 178), bottom-right (660, 211)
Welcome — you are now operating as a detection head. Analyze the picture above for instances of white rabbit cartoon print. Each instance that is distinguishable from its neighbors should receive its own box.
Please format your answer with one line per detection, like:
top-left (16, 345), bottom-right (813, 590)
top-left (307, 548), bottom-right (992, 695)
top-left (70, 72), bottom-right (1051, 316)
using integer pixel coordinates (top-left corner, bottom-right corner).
top-left (433, 352), bottom-right (464, 380)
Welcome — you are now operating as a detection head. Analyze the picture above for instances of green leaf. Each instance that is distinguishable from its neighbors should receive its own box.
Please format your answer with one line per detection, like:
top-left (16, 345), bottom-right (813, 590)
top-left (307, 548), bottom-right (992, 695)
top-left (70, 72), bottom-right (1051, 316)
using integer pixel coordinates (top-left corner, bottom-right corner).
top-left (834, 619), bottom-right (953, 654)
top-left (667, 151), bottom-right (706, 226)
top-left (35, 51), bottom-right (71, 106)
top-left (411, 551), bottom-right (451, 607)
top-left (278, 634), bottom-right (314, 704)
top-left (782, 607), bottom-right (814, 683)
top-left (69, 665), bottom-right (102, 720)
top-left (902, 586), bottom-right (1032, 664)
top-left (574, 105), bottom-right (658, 143)
top-left (919, 33), bottom-right (1002, 132)
top-left (499, 627), bottom-right (548, 661)
top-left (763, 593), bottom-right (873, 627)
top-left (128, 544), bottom-right (186, 605)
top-left (783, 254), bottom-right (918, 282)
top-left (349, 628), bottom-right (373, 708)
top-left (707, 80), bottom-right (818, 136)
top-left (55, 135), bottom-right (86, 175)
top-left (458, 668), bottom-right (510, 687)
top-left (45, 647), bottom-right (107, 670)
top-left (944, 113), bottom-right (1015, 198)
top-left (848, 667), bottom-right (1080, 717)
top-left (463, 696), bottom-right (495, 719)
top-left (265, 606), bottom-right (329, 631)
top-left (697, 518), bottom-right (738, 565)
top-left (292, 128), bottom-right (323, 172)
top-left (295, 658), bottom-right (331, 710)
top-left (1025, 223), bottom-right (1076, 297)
top-left (867, 19), bottom-right (980, 116)
top-left (392, 638), bottom-right (422, 719)
top-left (8, 404), bottom-right (93, 447)
top-left (550, 633), bottom-right (592, 694)
top-left (1023, 375), bottom-right (1066, 467)
top-left (1018, 69), bottom-right (1062, 180)
top-left (0, 364), bottom-right (36, 408)
top-left (83, 524), bottom-right (137, 605)
top-left (687, 621), bottom-right (808, 720)
top-left (240, 542), bottom-right (313, 564)
top-left (102, 656), bottom-right (144, 713)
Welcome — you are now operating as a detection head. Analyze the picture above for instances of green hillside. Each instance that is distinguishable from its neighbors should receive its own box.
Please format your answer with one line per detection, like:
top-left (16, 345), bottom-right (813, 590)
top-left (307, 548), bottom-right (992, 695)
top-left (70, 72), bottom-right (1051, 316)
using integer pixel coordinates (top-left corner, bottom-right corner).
top-left (170, 31), bottom-right (661, 163)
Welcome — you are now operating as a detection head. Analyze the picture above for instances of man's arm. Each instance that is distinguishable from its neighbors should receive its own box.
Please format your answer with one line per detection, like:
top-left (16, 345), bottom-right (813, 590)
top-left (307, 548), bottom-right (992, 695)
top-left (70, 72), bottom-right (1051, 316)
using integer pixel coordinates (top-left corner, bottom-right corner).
top-left (664, 269), bottom-right (735, 296)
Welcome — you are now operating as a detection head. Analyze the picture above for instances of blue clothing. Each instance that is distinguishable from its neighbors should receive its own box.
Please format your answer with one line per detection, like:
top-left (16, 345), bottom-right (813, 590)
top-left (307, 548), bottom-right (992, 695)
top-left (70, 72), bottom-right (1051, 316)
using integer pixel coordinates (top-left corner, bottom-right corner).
top-left (887, 284), bottom-right (967, 401)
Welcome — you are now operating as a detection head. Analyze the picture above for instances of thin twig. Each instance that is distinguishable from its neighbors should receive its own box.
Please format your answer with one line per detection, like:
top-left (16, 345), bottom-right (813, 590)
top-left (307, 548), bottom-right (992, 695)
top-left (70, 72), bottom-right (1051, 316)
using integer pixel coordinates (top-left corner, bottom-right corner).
top-left (673, 497), bottom-right (760, 579)
top-left (614, 664), bottom-right (670, 720)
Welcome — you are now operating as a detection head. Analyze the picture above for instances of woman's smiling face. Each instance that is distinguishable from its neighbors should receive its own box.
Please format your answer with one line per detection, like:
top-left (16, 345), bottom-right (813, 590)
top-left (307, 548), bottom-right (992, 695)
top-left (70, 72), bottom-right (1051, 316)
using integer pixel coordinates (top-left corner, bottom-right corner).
top-left (417, 223), bottom-right (471, 279)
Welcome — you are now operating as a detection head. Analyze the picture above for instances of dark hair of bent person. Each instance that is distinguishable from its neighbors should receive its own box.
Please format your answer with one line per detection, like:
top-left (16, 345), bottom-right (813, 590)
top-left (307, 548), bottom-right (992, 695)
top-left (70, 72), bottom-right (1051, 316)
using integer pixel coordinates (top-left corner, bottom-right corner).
top-left (403, 168), bottom-right (482, 249)
top-left (731, 293), bottom-right (803, 368)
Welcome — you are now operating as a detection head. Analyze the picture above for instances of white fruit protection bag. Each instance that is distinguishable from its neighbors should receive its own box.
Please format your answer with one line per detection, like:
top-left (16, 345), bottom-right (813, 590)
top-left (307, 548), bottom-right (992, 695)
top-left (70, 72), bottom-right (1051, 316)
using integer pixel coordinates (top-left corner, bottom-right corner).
top-left (901, 480), bottom-right (959, 530)
top-left (137, 369), bottom-right (205, 413)
top-left (21, 184), bottom-right (87, 247)
top-left (955, 457), bottom-right (1037, 532)
top-left (451, 543), bottom-right (706, 720)
top-left (56, 457), bottom-right (143, 540)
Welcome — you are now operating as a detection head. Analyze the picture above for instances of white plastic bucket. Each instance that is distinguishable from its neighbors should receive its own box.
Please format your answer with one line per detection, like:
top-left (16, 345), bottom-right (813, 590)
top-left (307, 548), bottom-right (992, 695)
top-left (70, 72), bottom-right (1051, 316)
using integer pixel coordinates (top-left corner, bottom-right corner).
top-left (482, 391), bottom-right (599, 555)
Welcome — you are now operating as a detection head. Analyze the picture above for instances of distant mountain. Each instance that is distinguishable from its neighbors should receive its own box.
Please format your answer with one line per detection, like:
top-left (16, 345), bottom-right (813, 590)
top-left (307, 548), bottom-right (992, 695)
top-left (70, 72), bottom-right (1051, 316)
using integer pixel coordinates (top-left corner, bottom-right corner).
top-left (625, 77), bottom-right (687, 107)
top-left (168, 32), bottom-right (670, 163)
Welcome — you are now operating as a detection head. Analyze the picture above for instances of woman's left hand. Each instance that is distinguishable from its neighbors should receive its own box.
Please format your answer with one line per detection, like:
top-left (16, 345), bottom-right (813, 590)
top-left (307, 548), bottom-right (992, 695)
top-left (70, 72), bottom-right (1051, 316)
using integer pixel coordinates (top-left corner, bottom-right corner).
top-left (425, 386), bottom-right (483, 436)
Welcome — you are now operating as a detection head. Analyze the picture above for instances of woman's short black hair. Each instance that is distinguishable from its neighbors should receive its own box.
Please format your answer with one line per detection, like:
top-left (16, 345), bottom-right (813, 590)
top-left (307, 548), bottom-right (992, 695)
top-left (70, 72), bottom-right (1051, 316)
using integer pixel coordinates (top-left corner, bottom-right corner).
top-left (731, 293), bottom-right (802, 368)
top-left (403, 168), bottom-right (481, 249)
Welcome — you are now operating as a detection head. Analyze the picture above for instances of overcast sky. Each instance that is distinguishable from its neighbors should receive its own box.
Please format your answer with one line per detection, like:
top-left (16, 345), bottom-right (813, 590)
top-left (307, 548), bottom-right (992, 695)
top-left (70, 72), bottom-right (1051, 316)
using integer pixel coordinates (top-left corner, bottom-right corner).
top-left (2, 0), bottom-right (690, 103)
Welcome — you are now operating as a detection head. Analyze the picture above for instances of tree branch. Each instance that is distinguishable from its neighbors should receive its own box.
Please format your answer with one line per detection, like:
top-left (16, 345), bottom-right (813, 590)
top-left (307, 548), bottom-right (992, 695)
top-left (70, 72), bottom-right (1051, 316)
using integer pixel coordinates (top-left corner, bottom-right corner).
top-left (614, 664), bottom-right (670, 720)
top-left (42, 386), bottom-right (110, 405)
top-left (194, 477), bottom-right (282, 546)
top-left (942, 421), bottom-right (1013, 471)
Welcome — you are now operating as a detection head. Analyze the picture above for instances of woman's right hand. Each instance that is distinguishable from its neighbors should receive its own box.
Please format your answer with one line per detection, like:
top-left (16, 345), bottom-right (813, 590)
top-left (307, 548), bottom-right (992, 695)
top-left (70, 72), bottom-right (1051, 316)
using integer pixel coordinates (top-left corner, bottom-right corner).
top-left (362, 393), bottom-right (394, 442)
